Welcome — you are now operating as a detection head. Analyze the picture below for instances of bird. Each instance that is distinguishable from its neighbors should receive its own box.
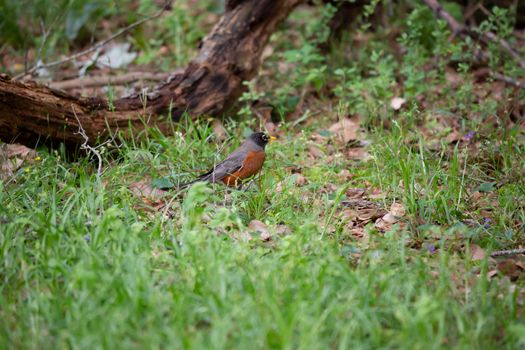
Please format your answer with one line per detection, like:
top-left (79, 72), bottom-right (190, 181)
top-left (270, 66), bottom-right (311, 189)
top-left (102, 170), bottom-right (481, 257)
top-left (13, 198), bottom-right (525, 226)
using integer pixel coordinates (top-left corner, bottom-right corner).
top-left (179, 132), bottom-right (276, 188)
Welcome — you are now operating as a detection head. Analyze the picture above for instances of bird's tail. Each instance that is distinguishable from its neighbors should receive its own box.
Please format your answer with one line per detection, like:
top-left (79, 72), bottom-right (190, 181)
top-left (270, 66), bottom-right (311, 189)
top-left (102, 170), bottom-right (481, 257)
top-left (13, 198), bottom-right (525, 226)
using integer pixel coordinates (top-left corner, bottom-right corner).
top-left (164, 173), bottom-right (214, 190)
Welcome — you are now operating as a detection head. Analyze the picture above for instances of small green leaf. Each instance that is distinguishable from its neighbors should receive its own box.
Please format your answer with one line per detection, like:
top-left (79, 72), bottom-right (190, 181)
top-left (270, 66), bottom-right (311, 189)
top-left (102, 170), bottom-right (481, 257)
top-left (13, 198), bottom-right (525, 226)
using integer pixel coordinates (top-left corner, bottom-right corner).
top-left (476, 182), bottom-right (496, 193)
top-left (151, 177), bottom-right (175, 189)
top-left (318, 130), bottom-right (332, 137)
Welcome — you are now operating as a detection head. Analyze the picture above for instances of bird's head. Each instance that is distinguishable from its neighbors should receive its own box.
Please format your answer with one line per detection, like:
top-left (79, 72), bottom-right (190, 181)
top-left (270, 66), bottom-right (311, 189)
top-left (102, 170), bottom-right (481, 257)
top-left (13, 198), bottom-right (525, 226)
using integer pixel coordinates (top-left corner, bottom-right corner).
top-left (249, 132), bottom-right (277, 148)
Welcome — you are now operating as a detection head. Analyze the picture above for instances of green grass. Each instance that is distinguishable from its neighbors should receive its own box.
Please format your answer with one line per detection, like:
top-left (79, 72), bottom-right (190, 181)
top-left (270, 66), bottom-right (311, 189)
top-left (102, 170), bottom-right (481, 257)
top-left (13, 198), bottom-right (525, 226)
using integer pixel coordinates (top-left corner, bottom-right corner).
top-left (2, 1), bottom-right (525, 348)
top-left (1, 116), bottom-right (524, 348)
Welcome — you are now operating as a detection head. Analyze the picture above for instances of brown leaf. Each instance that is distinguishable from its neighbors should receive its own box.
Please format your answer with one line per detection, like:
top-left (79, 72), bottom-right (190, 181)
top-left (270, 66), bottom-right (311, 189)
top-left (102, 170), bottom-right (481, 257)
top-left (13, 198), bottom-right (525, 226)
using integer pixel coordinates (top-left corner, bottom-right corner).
top-left (329, 117), bottom-right (359, 143)
top-left (1, 158), bottom-right (24, 179)
top-left (340, 209), bottom-right (358, 222)
top-left (390, 97), bottom-right (406, 110)
top-left (445, 66), bottom-right (462, 87)
top-left (368, 188), bottom-right (386, 199)
top-left (470, 191), bottom-right (484, 202)
top-left (248, 219), bottom-right (271, 241)
top-left (374, 202), bottom-right (406, 231)
top-left (338, 169), bottom-right (352, 181)
top-left (308, 145), bottom-right (324, 159)
top-left (470, 244), bottom-right (485, 261)
top-left (390, 202), bottom-right (406, 217)
top-left (358, 208), bottom-right (383, 221)
top-left (129, 181), bottom-right (168, 201)
top-left (275, 224), bottom-right (291, 236)
top-left (0, 144), bottom-right (38, 180)
top-left (294, 174), bottom-right (308, 186)
top-left (446, 130), bottom-right (462, 144)
top-left (265, 122), bottom-right (278, 136)
top-left (497, 259), bottom-right (522, 280)
top-left (212, 119), bottom-right (228, 141)
top-left (320, 183), bottom-right (338, 194)
top-left (347, 147), bottom-right (371, 161)
top-left (380, 213), bottom-right (399, 224)
top-left (350, 226), bottom-right (365, 238)
top-left (487, 269), bottom-right (499, 279)
top-left (235, 231), bottom-right (253, 242)
top-left (2, 144), bottom-right (36, 159)
top-left (345, 188), bottom-right (365, 199)
top-left (260, 231), bottom-right (272, 241)
top-left (274, 180), bottom-right (285, 193)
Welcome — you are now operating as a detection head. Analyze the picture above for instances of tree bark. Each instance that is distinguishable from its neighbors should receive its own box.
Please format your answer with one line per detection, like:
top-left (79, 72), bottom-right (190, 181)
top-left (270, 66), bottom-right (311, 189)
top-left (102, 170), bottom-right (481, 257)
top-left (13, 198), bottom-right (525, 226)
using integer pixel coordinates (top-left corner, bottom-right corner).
top-left (0, 0), bottom-right (302, 147)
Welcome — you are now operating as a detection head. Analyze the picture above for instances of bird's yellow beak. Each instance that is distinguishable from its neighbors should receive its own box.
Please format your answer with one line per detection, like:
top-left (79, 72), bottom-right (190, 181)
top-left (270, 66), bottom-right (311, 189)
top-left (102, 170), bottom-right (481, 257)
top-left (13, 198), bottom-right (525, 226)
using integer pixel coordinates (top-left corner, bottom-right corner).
top-left (270, 136), bottom-right (277, 141)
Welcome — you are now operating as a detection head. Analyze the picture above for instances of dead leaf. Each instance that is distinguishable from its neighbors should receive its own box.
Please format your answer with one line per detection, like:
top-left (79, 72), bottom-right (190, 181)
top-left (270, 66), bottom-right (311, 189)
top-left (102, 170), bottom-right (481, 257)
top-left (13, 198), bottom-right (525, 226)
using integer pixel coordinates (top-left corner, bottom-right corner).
top-left (320, 183), bottom-right (338, 194)
top-left (2, 144), bottom-right (36, 159)
top-left (338, 169), bottom-right (352, 181)
top-left (380, 213), bottom-right (399, 224)
top-left (470, 191), bottom-right (484, 202)
top-left (446, 130), bottom-right (462, 144)
top-left (329, 117), bottom-right (359, 143)
top-left (390, 203), bottom-right (406, 217)
top-left (470, 244), bottom-right (485, 261)
top-left (1, 158), bottom-right (24, 179)
top-left (368, 188), bottom-right (386, 199)
top-left (0, 144), bottom-right (38, 180)
top-left (260, 231), bottom-right (271, 241)
top-left (265, 122), bottom-right (279, 136)
top-left (497, 259), bottom-right (523, 281)
top-left (308, 145), bottom-right (324, 159)
top-left (487, 269), bottom-right (499, 279)
top-left (235, 231), bottom-right (253, 242)
top-left (275, 224), bottom-right (291, 236)
top-left (350, 227), bottom-right (365, 238)
top-left (357, 208), bottom-right (383, 221)
top-left (374, 202), bottom-right (406, 232)
top-left (340, 209), bottom-right (358, 222)
top-left (345, 188), bottom-right (365, 199)
top-left (248, 219), bottom-right (271, 241)
top-left (374, 218), bottom-right (389, 231)
top-left (212, 119), bottom-right (228, 141)
top-left (129, 181), bottom-right (168, 201)
top-left (295, 174), bottom-right (308, 186)
top-left (390, 97), bottom-right (406, 110)
top-left (445, 66), bottom-right (462, 87)
top-left (275, 180), bottom-right (285, 193)
top-left (347, 147), bottom-right (371, 161)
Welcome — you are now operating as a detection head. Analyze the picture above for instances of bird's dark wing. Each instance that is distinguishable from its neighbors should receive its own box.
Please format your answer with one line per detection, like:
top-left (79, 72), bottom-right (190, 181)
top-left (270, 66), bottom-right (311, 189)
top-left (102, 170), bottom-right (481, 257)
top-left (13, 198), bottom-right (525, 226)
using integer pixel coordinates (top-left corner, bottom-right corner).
top-left (199, 151), bottom-right (246, 182)
top-left (178, 149), bottom-right (246, 188)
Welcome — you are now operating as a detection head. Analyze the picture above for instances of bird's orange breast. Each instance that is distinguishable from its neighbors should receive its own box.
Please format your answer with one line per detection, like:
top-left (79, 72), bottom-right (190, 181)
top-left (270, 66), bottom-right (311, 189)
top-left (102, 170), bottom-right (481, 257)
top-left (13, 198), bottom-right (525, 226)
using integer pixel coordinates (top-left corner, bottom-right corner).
top-left (222, 151), bottom-right (266, 186)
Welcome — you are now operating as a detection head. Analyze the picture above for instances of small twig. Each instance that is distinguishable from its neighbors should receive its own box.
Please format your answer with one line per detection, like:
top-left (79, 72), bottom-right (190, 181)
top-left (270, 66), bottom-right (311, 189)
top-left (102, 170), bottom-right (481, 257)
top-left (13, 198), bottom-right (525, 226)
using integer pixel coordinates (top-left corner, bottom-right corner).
top-left (423, 0), bottom-right (525, 68)
top-left (71, 105), bottom-right (111, 178)
top-left (476, 30), bottom-right (525, 69)
top-left (423, 0), bottom-right (463, 34)
top-left (492, 72), bottom-right (525, 89)
top-left (48, 71), bottom-right (175, 90)
top-left (491, 248), bottom-right (525, 257)
top-left (14, 2), bottom-right (172, 80)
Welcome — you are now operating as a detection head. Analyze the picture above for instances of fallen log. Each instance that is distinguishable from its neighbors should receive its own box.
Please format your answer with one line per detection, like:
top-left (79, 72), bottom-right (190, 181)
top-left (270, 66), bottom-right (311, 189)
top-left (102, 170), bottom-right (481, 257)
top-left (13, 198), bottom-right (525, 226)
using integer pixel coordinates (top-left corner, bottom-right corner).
top-left (0, 0), bottom-right (302, 147)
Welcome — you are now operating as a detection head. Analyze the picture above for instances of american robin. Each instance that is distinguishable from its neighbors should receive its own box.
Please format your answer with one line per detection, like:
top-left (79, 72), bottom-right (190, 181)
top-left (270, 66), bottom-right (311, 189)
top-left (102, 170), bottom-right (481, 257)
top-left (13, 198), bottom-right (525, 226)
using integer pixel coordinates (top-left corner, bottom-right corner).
top-left (180, 132), bottom-right (276, 188)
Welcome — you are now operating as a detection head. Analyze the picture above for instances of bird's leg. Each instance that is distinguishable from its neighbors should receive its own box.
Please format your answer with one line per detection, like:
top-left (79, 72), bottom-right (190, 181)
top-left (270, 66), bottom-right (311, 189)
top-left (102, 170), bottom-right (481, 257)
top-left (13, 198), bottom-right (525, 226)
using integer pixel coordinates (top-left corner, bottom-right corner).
top-left (241, 175), bottom-right (261, 192)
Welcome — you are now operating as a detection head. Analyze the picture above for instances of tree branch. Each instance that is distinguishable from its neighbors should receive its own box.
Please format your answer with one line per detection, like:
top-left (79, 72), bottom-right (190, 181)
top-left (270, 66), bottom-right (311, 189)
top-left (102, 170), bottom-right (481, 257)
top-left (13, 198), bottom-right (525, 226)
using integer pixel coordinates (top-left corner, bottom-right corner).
top-left (491, 248), bottom-right (525, 257)
top-left (48, 71), bottom-right (178, 90)
top-left (423, 0), bottom-right (525, 68)
top-left (0, 0), bottom-right (303, 147)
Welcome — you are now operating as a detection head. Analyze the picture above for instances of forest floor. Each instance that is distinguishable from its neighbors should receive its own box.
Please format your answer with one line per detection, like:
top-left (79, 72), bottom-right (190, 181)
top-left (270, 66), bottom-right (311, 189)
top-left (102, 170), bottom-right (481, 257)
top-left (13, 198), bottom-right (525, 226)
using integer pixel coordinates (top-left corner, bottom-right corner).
top-left (1, 1), bottom-right (525, 348)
